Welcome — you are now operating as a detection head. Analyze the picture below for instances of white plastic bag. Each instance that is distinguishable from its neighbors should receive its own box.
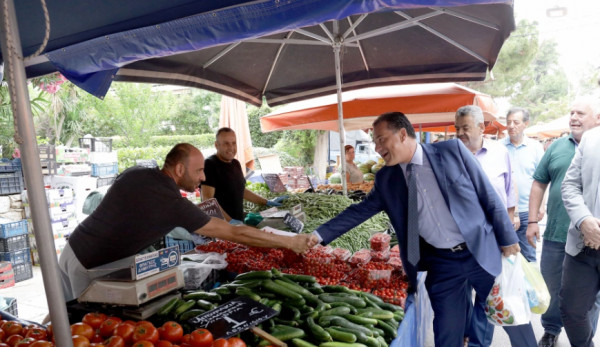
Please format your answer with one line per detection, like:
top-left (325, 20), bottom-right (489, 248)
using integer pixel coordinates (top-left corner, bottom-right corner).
top-left (179, 252), bottom-right (227, 290)
top-left (485, 254), bottom-right (531, 326)
top-left (521, 257), bottom-right (550, 314)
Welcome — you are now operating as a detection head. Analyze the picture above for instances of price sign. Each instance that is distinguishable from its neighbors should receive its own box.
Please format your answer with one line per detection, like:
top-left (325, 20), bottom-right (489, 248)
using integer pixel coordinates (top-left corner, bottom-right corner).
top-left (197, 198), bottom-right (225, 220)
top-left (188, 297), bottom-right (278, 339)
top-left (262, 173), bottom-right (286, 193)
top-left (283, 213), bottom-right (304, 233)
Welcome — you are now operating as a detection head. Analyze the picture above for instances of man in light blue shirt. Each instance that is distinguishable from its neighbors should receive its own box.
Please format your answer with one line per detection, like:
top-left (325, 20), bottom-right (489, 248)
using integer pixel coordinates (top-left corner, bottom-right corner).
top-left (503, 107), bottom-right (544, 262)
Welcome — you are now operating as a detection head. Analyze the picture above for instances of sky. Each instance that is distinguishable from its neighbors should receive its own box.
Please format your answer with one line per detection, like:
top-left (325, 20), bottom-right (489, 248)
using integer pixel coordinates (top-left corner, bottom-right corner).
top-left (514, 0), bottom-right (600, 86)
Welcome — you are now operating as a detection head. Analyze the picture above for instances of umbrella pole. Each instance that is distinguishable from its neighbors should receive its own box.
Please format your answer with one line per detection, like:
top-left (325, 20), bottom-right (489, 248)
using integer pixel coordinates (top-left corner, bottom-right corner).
top-left (333, 40), bottom-right (347, 196)
top-left (0, 1), bottom-right (73, 346)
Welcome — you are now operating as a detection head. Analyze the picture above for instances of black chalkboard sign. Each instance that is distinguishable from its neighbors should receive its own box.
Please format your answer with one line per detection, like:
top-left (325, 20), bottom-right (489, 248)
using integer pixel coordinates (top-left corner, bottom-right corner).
top-left (262, 173), bottom-right (286, 193)
top-left (188, 296), bottom-right (278, 339)
top-left (197, 198), bottom-right (225, 220)
top-left (283, 213), bottom-right (304, 233)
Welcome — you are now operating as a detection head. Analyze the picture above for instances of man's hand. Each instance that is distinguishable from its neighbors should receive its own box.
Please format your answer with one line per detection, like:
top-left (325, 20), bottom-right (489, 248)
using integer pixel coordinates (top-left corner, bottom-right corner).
top-left (580, 217), bottom-right (600, 250)
top-left (513, 216), bottom-right (521, 230)
top-left (537, 208), bottom-right (545, 222)
top-left (266, 195), bottom-right (289, 207)
top-left (289, 234), bottom-right (320, 254)
top-left (501, 243), bottom-right (520, 257)
top-left (526, 223), bottom-right (540, 248)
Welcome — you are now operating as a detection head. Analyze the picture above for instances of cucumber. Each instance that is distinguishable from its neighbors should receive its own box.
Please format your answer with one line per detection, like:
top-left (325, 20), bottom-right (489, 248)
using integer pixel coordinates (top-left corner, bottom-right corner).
top-left (307, 316), bottom-right (333, 342)
top-left (375, 319), bottom-right (397, 339)
top-left (376, 336), bottom-right (388, 347)
top-left (363, 336), bottom-right (380, 347)
top-left (183, 291), bottom-right (222, 302)
top-left (274, 279), bottom-right (319, 304)
top-left (211, 286), bottom-right (231, 295)
top-left (327, 302), bottom-right (357, 314)
top-left (273, 317), bottom-right (301, 327)
top-left (280, 305), bottom-right (302, 321)
top-left (307, 286), bottom-right (325, 295)
top-left (325, 327), bottom-right (356, 343)
top-left (319, 294), bottom-right (367, 308)
top-left (319, 306), bottom-right (351, 317)
top-left (333, 326), bottom-right (370, 345)
top-left (282, 273), bottom-right (317, 283)
top-left (178, 308), bottom-right (206, 321)
top-left (257, 326), bottom-right (305, 346)
top-left (383, 318), bottom-right (398, 330)
top-left (235, 270), bottom-right (273, 281)
top-left (271, 268), bottom-right (284, 278)
top-left (376, 301), bottom-right (402, 312)
top-left (329, 317), bottom-right (374, 337)
top-left (362, 296), bottom-right (382, 309)
top-left (262, 280), bottom-right (304, 300)
top-left (322, 285), bottom-right (353, 294)
top-left (156, 297), bottom-right (180, 316)
top-left (318, 315), bottom-right (339, 326)
top-left (352, 290), bottom-right (384, 304)
top-left (195, 299), bottom-right (216, 311)
top-left (292, 338), bottom-right (319, 347)
top-left (342, 314), bottom-right (378, 326)
top-left (356, 308), bottom-right (394, 320)
top-left (235, 287), bottom-right (262, 301)
top-left (318, 343), bottom-right (367, 347)
top-left (174, 299), bottom-right (197, 316)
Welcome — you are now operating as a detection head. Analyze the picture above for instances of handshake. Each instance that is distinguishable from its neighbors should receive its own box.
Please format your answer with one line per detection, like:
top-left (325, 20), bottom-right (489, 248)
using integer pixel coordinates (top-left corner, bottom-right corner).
top-left (289, 232), bottom-right (321, 254)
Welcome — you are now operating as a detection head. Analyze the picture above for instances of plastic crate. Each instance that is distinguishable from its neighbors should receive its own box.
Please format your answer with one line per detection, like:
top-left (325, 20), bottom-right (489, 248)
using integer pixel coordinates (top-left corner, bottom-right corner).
top-left (0, 159), bottom-right (22, 173)
top-left (0, 297), bottom-right (17, 316)
top-left (165, 237), bottom-right (195, 254)
top-left (0, 220), bottom-right (28, 238)
top-left (12, 262), bottom-right (32, 282)
top-left (0, 234), bottom-right (29, 252)
top-left (0, 248), bottom-right (31, 265)
top-left (91, 163), bottom-right (118, 177)
top-left (79, 137), bottom-right (113, 152)
top-left (0, 171), bottom-right (24, 196)
top-left (96, 175), bottom-right (116, 188)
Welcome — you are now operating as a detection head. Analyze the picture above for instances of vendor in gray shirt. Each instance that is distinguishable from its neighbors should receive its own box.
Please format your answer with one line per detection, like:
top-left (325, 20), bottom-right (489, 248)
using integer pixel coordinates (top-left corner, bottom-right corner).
top-left (339, 145), bottom-right (364, 184)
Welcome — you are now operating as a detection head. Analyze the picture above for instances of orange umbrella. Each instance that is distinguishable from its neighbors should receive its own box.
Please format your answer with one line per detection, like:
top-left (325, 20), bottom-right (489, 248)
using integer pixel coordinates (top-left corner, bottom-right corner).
top-left (219, 96), bottom-right (255, 171)
top-left (260, 83), bottom-right (499, 132)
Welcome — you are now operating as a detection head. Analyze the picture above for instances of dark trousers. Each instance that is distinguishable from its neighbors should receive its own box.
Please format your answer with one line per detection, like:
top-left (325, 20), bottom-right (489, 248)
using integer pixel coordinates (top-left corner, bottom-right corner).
top-left (420, 241), bottom-right (496, 347)
top-left (560, 249), bottom-right (600, 347)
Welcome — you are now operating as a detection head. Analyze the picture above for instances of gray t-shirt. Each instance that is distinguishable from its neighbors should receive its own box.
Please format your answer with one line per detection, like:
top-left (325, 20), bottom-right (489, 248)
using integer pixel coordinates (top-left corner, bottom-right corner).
top-left (68, 167), bottom-right (211, 268)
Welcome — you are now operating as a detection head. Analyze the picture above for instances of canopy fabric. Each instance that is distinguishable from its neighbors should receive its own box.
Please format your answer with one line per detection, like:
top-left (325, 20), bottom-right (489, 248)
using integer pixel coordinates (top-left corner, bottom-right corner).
top-left (260, 83), bottom-right (500, 132)
top-left (219, 96), bottom-right (255, 171)
top-left (16, 0), bottom-right (514, 106)
top-left (525, 115), bottom-right (570, 139)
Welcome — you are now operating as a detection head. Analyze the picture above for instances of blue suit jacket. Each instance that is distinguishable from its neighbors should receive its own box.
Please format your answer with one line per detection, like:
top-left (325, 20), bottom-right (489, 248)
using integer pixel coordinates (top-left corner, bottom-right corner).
top-left (318, 139), bottom-right (518, 290)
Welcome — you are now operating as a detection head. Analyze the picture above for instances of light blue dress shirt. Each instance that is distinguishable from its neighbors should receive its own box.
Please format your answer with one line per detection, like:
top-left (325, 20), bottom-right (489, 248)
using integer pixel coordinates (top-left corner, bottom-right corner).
top-left (503, 136), bottom-right (544, 212)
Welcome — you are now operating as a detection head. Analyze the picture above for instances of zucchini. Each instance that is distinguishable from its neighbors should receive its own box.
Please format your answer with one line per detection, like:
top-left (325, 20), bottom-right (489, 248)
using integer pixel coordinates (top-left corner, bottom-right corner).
top-left (174, 299), bottom-right (197, 316)
top-left (257, 326), bottom-right (305, 346)
top-left (307, 316), bottom-right (333, 342)
top-left (319, 306), bottom-right (351, 317)
top-left (195, 299), bottom-right (216, 311)
top-left (282, 273), bottom-right (317, 283)
top-left (235, 270), bottom-right (273, 281)
top-left (262, 280), bottom-right (304, 300)
top-left (179, 308), bottom-right (206, 321)
top-left (342, 314), bottom-right (378, 326)
top-left (183, 291), bottom-right (222, 302)
top-left (156, 297), bottom-right (180, 316)
top-left (325, 327), bottom-right (357, 343)
top-left (292, 338), bottom-right (319, 347)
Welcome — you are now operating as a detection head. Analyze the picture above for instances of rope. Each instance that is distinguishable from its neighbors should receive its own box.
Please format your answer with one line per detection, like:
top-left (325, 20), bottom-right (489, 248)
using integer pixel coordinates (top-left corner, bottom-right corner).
top-left (2, 0), bottom-right (51, 145)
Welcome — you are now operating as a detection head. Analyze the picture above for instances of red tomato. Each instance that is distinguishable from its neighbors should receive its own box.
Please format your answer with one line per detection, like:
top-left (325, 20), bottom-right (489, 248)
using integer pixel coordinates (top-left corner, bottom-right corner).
top-left (189, 329), bottom-right (212, 347)
top-left (90, 344), bottom-right (106, 347)
top-left (157, 322), bottom-right (183, 343)
top-left (71, 323), bottom-right (94, 340)
top-left (2, 322), bottom-right (23, 337)
top-left (135, 321), bottom-right (154, 328)
top-left (15, 338), bottom-right (37, 347)
top-left (131, 341), bottom-right (155, 347)
top-left (5, 335), bottom-right (24, 347)
top-left (0, 344), bottom-right (9, 347)
top-left (90, 333), bottom-right (104, 343)
top-left (98, 317), bottom-right (122, 338)
top-left (28, 341), bottom-right (54, 347)
top-left (226, 337), bottom-right (245, 347)
top-left (113, 323), bottom-right (135, 344)
top-left (155, 341), bottom-right (173, 347)
top-left (44, 324), bottom-right (52, 340)
top-left (24, 328), bottom-right (47, 341)
top-left (132, 325), bottom-right (159, 344)
top-left (103, 335), bottom-right (125, 347)
top-left (211, 338), bottom-right (228, 347)
top-left (179, 334), bottom-right (192, 347)
top-left (72, 335), bottom-right (91, 347)
top-left (0, 329), bottom-right (5, 341)
top-left (82, 313), bottom-right (108, 330)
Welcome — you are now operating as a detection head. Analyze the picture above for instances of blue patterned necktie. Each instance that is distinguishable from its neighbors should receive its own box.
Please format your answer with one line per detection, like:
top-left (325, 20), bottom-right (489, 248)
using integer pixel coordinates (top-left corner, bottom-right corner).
top-left (406, 163), bottom-right (420, 265)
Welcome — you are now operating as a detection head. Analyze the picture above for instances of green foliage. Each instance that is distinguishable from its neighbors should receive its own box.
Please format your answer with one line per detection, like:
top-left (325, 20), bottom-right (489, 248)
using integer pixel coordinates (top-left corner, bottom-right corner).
top-left (116, 146), bottom-right (172, 172)
top-left (252, 147), bottom-right (303, 168)
top-left (275, 130), bottom-right (318, 166)
top-left (162, 89), bottom-right (221, 135)
top-left (113, 134), bottom-right (216, 149)
top-left (247, 101), bottom-right (282, 148)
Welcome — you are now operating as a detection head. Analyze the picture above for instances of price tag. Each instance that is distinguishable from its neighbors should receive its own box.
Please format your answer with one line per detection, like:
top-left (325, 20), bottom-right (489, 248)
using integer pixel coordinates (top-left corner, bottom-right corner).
top-left (262, 173), bottom-right (286, 193)
top-left (283, 212), bottom-right (304, 233)
top-left (197, 198), bottom-right (225, 220)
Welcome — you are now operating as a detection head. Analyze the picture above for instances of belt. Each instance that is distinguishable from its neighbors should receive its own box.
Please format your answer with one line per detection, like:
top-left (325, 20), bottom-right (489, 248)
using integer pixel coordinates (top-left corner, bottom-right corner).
top-left (441, 242), bottom-right (467, 252)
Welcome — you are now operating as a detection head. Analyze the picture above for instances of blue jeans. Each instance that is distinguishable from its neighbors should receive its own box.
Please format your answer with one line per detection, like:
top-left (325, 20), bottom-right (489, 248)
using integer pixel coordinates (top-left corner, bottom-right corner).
top-left (560, 249), bottom-right (600, 347)
top-left (517, 212), bottom-right (536, 262)
top-left (542, 240), bottom-right (600, 337)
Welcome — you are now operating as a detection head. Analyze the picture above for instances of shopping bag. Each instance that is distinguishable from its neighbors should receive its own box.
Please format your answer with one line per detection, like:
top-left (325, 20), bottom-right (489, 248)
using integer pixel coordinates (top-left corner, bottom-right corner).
top-left (485, 254), bottom-right (531, 326)
top-left (179, 252), bottom-right (228, 290)
top-left (521, 257), bottom-right (551, 314)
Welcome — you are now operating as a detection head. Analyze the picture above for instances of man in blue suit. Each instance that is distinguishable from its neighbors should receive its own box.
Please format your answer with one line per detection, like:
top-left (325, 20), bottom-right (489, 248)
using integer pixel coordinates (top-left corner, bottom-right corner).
top-left (314, 112), bottom-right (531, 346)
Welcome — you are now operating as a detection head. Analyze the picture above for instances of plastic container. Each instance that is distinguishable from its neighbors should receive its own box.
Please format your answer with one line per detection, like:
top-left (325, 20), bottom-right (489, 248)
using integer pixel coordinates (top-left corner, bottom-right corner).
top-left (0, 234), bottom-right (29, 252)
top-left (331, 248), bottom-right (352, 261)
top-left (371, 249), bottom-right (390, 262)
top-left (370, 232), bottom-right (391, 251)
top-left (0, 160), bottom-right (22, 173)
top-left (0, 297), bottom-right (17, 316)
top-left (12, 262), bottom-right (32, 283)
top-left (0, 171), bottom-right (24, 196)
top-left (165, 236), bottom-right (195, 254)
top-left (0, 220), bottom-right (27, 238)
top-left (91, 163), bottom-right (118, 177)
top-left (0, 248), bottom-right (31, 265)
top-left (349, 249), bottom-right (372, 266)
top-left (79, 137), bottom-right (113, 152)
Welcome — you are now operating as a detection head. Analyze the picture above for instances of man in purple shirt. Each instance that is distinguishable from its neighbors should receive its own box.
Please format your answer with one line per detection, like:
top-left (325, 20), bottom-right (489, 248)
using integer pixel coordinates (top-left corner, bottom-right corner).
top-left (455, 105), bottom-right (535, 346)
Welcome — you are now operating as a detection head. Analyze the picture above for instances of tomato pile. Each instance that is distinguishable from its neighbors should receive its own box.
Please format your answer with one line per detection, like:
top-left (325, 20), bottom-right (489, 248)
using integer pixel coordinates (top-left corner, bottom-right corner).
top-left (0, 313), bottom-right (245, 347)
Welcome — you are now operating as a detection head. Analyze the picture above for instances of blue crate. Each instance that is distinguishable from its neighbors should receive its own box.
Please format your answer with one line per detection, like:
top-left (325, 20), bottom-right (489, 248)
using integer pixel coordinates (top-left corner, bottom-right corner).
top-left (0, 234), bottom-right (29, 252)
top-left (91, 163), bottom-right (118, 177)
top-left (12, 262), bottom-right (32, 283)
top-left (0, 220), bottom-right (28, 238)
top-left (0, 159), bottom-right (22, 173)
top-left (0, 248), bottom-right (31, 265)
top-left (0, 171), bottom-right (24, 196)
top-left (165, 236), bottom-right (195, 254)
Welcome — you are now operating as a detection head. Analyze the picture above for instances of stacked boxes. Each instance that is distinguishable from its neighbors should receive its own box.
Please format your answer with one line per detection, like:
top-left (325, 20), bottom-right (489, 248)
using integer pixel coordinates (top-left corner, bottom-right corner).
top-left (88, 146), bottom-right (119, 188)
top-left (0, 219), bottom-right (32, 283)
top-left (278, 166), bottom-right (310, 190)
top-left (55, 146), bottom-right (92, 176)
top-left (0, 160), bottom-right (24, 196)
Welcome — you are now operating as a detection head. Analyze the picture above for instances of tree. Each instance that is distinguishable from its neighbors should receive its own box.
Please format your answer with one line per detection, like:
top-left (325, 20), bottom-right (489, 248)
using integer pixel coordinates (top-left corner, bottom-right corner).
top-left (163, 89), bottom-right (221, 135)
top-left (247, 101), bottom-right (282, 148)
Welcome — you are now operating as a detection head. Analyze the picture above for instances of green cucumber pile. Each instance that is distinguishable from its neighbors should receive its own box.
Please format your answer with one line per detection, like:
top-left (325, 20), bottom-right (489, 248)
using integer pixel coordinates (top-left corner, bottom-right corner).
top-left (156, 269), bottom-right (404, 346)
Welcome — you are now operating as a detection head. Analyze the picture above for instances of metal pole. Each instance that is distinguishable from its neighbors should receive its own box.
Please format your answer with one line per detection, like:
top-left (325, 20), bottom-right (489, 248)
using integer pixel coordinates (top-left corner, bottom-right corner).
top-left (333, 40), bottom-right (347, 196)
top-left (0, 1), bottom-right (73, 346)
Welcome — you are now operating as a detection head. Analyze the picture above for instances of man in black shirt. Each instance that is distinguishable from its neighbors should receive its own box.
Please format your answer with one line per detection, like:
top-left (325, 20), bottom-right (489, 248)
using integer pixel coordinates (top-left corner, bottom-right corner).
top-left (59, 143), bottom-right (317, 301)
top-left (202, 128), bottom-right (286, 222)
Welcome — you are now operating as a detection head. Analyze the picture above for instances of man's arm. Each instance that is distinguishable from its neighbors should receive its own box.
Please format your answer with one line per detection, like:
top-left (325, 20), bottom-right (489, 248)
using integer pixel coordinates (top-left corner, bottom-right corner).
top-left (526, 180), bottom-right (548, 247)
top-left (195, 217), bottom-right (319, 253)
top-left (243, 188), bottom-right (268, 205)
top-left (201, 185), bottom-right (233, 221)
